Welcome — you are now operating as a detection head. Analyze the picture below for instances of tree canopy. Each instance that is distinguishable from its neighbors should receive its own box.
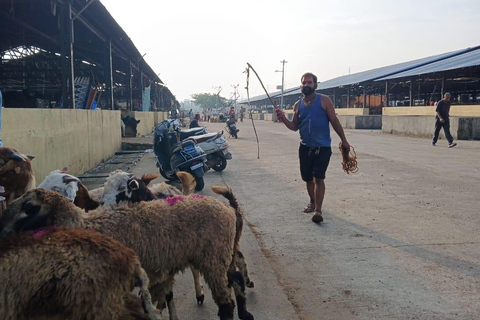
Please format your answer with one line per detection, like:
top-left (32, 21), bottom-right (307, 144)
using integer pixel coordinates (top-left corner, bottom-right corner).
top-left (191, 93), bottom-right (230, 109)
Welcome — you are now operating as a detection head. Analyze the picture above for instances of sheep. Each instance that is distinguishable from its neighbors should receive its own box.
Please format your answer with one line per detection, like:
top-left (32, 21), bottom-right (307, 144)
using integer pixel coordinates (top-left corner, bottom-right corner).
top-left (0, 189), bottom-right (254, 320)
top-left (101, 170), bottom-right (254, 290)
top-left (38, 168), bottom-right (101, 211)
top-left (0, 147), bottom-right (35, 205)
top-left (38, 169), bottom-right (195, 212)
top-left (0, 226), bottom-right (161, 320)
top-left (101, 170), bottom-right (207, 310)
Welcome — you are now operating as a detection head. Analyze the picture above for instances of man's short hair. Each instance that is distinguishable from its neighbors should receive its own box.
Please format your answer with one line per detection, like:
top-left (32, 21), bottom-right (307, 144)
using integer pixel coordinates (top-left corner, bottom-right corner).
top-left (301, 72), bottom-right (318, 85)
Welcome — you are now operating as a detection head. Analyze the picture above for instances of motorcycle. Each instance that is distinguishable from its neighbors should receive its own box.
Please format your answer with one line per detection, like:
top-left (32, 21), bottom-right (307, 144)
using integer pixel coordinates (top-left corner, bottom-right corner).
top-left (184, 131), bottom-right (232, 172)
top-left (225, 115), bottom-right (239, 139)
top-left (153, 119), bottom-right (207, 191)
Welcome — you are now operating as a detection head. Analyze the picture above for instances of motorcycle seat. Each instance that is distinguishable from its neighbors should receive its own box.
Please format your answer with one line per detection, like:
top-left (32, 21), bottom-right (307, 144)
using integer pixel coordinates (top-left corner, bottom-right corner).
top-left (180, 126), bottom-right (206, 134)
top-left (185, 132), bottom-right (221, 144)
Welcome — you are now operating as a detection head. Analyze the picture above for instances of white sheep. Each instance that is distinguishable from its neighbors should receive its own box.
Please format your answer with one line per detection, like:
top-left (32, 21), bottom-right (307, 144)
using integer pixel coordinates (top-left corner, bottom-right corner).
top-left (0, 226), bottom-right (161, 320)
top-left (38, 169), bottom-right (195, 211)
top-left (1, 188), bottom-right (254, 320)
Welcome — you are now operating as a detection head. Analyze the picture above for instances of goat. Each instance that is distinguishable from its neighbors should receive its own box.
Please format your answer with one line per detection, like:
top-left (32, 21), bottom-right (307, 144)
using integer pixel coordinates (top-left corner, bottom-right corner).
top-left (0, 226), bottom-right (161, 320)
top-left (0, 147), bottom-right (35, 205)
top-left (0, 189), bottom-right (254, 320)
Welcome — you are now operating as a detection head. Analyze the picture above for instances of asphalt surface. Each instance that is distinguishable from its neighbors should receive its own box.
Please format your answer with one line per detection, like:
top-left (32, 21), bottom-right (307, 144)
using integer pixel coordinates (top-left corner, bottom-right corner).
top-left (84, 119), bottom-right (480, 320)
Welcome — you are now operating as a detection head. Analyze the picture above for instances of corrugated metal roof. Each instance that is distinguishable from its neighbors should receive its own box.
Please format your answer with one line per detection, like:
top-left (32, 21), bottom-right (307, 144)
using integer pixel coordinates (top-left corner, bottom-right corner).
top-left (240, 45), bottom-right (480, 103)
top-left (315, 46), bottom-right (479, 89)
top-left (376, 46), bottom-right (480, 81)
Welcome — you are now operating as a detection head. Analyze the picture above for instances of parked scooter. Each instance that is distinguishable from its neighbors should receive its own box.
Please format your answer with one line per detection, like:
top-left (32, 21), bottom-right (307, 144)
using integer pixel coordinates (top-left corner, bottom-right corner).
top-left (185, 131), bottom-right (232, 171)
top-left (153, 119), bottom-right (207, 191)
top-left (225, 115), bottom-right (239, 139)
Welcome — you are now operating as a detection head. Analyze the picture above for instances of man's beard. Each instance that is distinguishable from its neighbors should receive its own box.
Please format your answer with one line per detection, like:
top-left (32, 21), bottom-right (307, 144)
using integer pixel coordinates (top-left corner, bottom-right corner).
top-left (302, 87), bottom-right (315, 95)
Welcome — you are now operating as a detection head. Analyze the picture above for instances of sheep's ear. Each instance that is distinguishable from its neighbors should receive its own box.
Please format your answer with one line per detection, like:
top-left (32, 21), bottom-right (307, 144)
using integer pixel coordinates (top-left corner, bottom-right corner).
top-left (128, 179), bottom-right (140, 191)
top-left (65, 183), bottom-right (79, 202)
top-left (61, 167), bottom-right (68, 173)
top-left (26, 154), bottom-right (35, 160)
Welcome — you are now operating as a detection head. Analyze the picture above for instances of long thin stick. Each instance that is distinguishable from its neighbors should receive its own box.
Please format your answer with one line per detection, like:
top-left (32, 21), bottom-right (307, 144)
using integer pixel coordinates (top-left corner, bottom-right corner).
top-left (247, 63), bottom-right (279, 110)
top-left (244, 67), bottom-right (260, 159)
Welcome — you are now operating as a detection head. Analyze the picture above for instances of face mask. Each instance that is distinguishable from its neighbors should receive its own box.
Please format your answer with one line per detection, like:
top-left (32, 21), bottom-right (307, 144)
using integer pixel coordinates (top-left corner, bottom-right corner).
top-left (301, 86), bottom-right (315, 95)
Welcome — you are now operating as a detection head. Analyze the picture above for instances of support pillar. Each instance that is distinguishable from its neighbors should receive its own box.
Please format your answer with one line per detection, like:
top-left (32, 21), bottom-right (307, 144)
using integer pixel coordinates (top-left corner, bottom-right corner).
top-left (60, 0), bottom-right (75, 108)
top-left (385, 81), bottom-right (389, 107)
top-left (105, 40), bottom-right (114, 110)
top-left (128, 60), bottom-right (133, 110)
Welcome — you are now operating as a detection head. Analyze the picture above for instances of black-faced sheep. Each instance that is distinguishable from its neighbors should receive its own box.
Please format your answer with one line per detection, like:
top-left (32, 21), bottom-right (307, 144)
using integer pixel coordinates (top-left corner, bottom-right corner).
top-left (0, 147), bottom-right (35, 205)
top-left (0, 189), bottom-right (254, 320)
top-left (0, 226), bottom-right (161, 320)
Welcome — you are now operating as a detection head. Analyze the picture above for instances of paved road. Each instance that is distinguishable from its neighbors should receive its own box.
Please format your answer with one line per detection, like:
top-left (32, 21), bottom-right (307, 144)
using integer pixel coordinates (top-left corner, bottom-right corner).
top-left (129, 119), bottom-right (480, 320)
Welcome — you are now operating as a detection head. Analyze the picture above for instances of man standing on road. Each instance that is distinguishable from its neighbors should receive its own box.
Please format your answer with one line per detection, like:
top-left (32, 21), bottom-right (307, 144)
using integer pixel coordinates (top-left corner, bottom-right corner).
top-left (432, 92), bottom-right (457, 148)
top-left (275, 72), bottom-right (351, 223)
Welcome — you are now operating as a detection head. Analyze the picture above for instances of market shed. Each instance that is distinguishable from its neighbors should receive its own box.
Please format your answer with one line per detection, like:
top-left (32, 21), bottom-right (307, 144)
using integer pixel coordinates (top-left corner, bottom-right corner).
top-left (0, 0), bottom-right (178, 111)
top-left (242, 45), bottom-right (480, 113)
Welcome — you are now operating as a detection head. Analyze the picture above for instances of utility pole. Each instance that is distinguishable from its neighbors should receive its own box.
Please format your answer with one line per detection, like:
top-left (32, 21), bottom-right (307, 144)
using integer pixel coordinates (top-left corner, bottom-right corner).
top-left (275, 59), bottom-right (287, 110)
top-left (231, 84), bottom-right (240, 107)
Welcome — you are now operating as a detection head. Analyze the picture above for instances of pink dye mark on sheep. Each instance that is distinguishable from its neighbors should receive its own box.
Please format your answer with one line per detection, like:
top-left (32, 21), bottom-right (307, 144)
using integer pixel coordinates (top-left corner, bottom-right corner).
top-left (164, 195), bottom-right (184, 206)
top-left (192, 194), bottom-right (205, 199)
top-left (32, 227), bottom-right (54, 238)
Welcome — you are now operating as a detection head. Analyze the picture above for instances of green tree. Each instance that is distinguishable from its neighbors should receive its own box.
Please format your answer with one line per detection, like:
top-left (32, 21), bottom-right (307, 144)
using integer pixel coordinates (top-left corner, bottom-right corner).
top-left (191, 93), bottom-right (230, 110)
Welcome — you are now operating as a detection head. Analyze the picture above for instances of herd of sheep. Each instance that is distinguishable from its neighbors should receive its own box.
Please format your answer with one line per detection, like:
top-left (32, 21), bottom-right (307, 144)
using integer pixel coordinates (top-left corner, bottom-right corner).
top-left (0, 146), bottom-right (254, 320)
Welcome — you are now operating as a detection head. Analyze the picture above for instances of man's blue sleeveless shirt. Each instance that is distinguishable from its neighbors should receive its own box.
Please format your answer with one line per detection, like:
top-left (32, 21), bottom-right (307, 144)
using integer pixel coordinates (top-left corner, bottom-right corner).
top-left (298, 94), bottom-right (331, 147)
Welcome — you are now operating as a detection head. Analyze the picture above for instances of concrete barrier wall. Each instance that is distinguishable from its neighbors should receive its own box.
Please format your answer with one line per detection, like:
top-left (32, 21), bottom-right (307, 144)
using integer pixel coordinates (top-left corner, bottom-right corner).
top-left (355, 115), bottom-right (382, 129)
top-left (264, 114), bottom-right (274, 121)
top-left (382, 115), bottom-right (459, 139)
top-left (457, 117), bottom-right (480, 140)
top-left (335, 108), bottom-right (369, 116)
top-left (337, 115), bottom-right (356, 129)
top-left (383, 105), bottom-right (480, 117)
top-left (2, 108), bottom-right (121, 183)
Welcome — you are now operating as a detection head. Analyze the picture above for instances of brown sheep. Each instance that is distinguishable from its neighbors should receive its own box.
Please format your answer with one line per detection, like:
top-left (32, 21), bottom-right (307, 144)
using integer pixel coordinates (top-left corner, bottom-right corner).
top-left (0, 147), bottom-right (35, 205)
top-left (102, 170), bottom-right (254, 290)
top-left (101, 170), bottom-right (206, 312)
top-left (0, 226), bottom-right (161, 320)
top-left (0, 189), bottom-right (254, 320)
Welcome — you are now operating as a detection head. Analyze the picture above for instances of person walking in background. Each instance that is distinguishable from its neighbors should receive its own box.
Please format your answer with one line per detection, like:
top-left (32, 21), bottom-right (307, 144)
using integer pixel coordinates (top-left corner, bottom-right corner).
top-left (432, 93), bottom-right (457, 148)
top-left (240, 106), bottom-right (245, 122)
top-left (275, 72), bottom-right (351, 223)
top-left (188, 109), bottom-right (193, 118)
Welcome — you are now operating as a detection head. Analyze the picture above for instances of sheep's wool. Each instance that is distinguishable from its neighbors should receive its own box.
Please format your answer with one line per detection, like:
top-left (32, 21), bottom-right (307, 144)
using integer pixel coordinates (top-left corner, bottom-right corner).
top-left (164, 195), bottom-right (184, 206)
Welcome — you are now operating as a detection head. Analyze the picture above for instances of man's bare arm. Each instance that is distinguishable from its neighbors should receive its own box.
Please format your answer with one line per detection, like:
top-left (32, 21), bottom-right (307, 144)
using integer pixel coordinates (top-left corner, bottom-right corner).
top-left (276, 101), bottom-right (299, 131)
top-left (323, 96), bottom-right (350, 152)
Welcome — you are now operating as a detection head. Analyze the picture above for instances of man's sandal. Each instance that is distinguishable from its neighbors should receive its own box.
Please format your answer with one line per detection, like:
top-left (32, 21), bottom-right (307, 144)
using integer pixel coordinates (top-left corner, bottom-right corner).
top-left (303, 202), bottom-right (315, 213)
top-left (312, 211), bottom-right (323, 223)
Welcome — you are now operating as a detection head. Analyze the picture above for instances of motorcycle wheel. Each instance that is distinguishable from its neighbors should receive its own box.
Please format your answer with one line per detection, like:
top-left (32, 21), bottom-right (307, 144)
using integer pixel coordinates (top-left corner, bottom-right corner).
top-left (159, 168), bottom-right (176, 181)
top-left (211, 154), bottom-right (227, 172)
top-left (194, 176), bottom-right (205, 191)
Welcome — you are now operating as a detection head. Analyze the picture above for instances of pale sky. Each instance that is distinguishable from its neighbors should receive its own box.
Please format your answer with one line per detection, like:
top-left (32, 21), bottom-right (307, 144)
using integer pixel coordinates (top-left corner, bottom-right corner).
top-left (100, 0), bottom-right (480, 102)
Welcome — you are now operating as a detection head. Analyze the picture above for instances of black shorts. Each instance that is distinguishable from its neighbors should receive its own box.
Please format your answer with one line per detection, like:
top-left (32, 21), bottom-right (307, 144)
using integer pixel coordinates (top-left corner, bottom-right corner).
top-left (299, 144), bottom-right (332, 181)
